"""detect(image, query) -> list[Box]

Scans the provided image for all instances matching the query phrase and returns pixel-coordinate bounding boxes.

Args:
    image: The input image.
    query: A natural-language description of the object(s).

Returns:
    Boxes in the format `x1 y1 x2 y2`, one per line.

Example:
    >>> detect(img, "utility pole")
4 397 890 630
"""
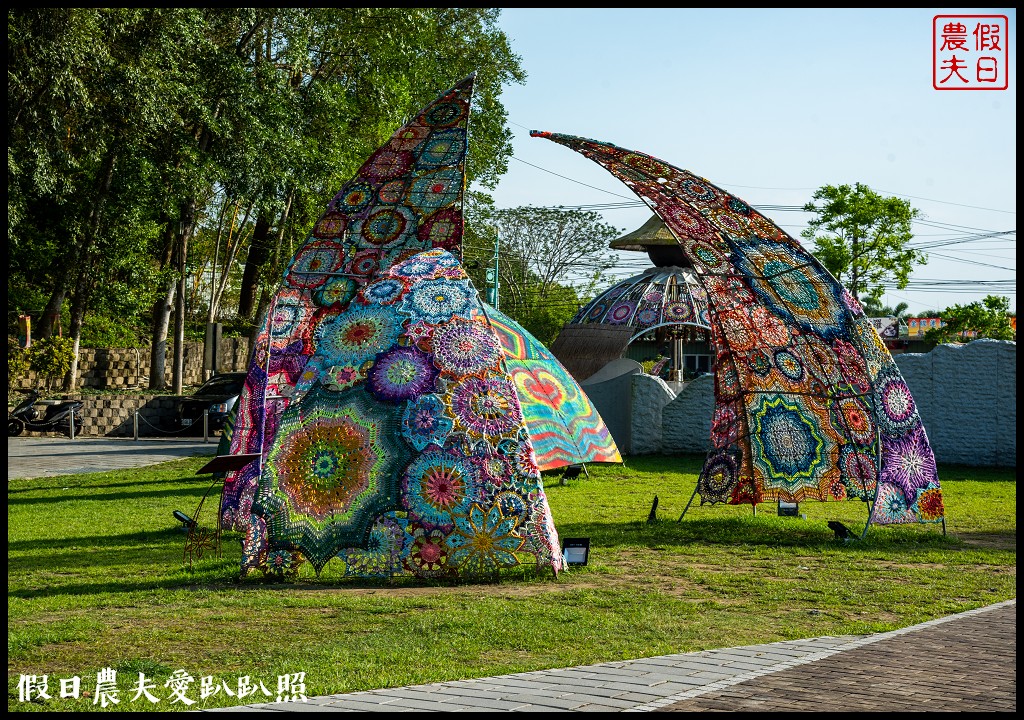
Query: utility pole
485 234 500 310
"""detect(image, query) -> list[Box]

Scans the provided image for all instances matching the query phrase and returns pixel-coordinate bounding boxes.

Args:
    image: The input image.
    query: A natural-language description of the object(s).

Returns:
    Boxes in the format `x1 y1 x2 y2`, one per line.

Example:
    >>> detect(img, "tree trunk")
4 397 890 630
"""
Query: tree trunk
148 218 177 389
209 200 254 323
271 190 295 281
37 284 67 339
206 198 232 326
149 279 175 390
238 214 273 319
172 201 197 394
173 270 186 394
63 148 117 391
64 286 88 393
248 288 271 360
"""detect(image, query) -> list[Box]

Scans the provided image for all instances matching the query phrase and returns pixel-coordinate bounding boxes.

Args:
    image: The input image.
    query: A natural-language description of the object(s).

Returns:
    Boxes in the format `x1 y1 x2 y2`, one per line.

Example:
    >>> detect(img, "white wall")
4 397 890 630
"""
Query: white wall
623 339 1016 468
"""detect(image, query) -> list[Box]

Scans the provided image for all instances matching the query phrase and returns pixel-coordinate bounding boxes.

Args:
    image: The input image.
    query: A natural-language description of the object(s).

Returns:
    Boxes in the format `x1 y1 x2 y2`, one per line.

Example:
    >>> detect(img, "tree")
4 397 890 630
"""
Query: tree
860 297 910 319
486 206 621 339
801 183 927 302
8 9 205 390
8 8 526 391
924 295 1016 343
511 283 590 346
7 338 31 389
28 336 76 391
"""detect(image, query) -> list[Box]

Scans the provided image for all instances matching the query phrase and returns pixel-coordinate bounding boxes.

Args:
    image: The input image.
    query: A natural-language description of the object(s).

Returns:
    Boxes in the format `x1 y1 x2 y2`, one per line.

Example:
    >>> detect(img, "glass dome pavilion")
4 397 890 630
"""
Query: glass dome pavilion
553 214 715 382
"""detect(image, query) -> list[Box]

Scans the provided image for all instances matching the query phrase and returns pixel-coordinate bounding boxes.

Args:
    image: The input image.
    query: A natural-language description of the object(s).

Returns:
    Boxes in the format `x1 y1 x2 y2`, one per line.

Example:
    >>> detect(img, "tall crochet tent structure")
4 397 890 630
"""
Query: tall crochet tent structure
216 76 620 580
533 131 944 530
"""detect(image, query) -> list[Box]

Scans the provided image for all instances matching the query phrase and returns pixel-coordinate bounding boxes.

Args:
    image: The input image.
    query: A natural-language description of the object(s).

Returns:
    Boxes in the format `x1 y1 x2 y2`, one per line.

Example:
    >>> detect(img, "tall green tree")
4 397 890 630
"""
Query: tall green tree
487 206 621 339
924 295 1016 342
801 182 927 303
9 9 208 389
8 8 526 391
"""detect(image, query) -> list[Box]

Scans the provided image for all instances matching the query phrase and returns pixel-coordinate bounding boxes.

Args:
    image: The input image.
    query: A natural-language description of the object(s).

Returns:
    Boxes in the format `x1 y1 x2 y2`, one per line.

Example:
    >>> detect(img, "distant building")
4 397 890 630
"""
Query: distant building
868 316 909 354
907 317 946 338
549 215 713 385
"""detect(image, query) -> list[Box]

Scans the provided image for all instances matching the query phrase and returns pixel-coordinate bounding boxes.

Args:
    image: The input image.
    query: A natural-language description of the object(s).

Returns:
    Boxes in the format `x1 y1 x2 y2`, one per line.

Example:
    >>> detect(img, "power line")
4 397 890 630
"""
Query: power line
874 189 1017 215
509 156 637 201
503 137 1017 216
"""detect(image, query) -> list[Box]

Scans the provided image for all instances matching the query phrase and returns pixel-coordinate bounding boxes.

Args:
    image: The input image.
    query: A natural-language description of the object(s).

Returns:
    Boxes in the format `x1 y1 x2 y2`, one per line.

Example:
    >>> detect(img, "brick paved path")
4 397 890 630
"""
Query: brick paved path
207 601 1014 712
655 602 1016 712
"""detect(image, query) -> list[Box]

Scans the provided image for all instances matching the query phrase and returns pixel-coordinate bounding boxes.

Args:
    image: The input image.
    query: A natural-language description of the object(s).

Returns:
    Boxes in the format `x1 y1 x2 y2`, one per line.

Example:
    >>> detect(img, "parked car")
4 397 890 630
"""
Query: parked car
174 372 247 434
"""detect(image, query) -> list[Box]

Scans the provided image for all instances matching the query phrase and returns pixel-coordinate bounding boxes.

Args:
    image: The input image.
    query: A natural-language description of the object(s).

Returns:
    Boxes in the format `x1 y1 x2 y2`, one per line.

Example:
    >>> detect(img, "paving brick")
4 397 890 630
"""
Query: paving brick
656 603 1016 712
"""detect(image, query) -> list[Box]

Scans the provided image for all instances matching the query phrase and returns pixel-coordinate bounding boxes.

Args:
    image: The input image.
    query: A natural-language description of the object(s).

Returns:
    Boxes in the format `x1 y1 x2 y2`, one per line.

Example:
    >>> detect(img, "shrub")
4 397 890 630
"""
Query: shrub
7 336 30 388
79 313 149 348
29 335 76 390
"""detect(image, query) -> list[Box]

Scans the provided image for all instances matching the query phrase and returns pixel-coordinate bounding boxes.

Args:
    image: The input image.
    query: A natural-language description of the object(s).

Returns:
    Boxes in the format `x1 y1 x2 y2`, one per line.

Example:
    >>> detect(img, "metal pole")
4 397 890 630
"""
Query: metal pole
677 486 700 522
69 411 75 440
134 411 139 440
203 410 209 443
492 233 500 311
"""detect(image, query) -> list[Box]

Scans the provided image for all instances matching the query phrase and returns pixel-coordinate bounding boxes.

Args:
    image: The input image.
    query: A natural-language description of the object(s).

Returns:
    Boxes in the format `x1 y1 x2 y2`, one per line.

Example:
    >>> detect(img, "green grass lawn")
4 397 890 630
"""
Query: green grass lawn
8 454 1016 712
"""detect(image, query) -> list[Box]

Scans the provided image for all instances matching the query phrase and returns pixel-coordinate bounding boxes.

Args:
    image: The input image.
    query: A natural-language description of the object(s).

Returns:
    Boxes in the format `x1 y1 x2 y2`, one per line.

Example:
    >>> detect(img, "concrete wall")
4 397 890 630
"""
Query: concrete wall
661 375 715 454
630 374 676 455
14 338 251 391
581 360 641 454
10 393 211 438
605 339 1016 468
85 394 189 437
893 339 1016 467
10 338 251 438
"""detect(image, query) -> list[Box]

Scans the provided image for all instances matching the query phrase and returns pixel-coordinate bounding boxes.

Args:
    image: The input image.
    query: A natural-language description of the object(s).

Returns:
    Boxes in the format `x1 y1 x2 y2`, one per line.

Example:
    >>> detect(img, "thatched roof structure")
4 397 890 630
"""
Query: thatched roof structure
609 214 680 250
610 214 690 268
548 324 634 383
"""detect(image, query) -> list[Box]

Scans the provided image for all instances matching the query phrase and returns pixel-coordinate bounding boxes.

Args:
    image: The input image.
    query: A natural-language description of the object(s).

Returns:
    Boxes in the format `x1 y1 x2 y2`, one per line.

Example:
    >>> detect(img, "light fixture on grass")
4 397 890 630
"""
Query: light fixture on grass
777 500 800 517
173 509 197 529
559 464 583 486
561 537 590 566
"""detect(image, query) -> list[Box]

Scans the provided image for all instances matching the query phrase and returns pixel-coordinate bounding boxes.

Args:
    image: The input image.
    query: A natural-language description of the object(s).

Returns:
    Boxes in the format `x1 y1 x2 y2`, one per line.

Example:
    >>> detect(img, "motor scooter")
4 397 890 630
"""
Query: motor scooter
8 389 84 437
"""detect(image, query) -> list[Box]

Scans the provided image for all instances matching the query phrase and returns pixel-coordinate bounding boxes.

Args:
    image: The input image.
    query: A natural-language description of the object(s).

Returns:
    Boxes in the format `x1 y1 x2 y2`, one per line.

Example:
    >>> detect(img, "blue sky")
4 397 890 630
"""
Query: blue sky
485 8 1016 314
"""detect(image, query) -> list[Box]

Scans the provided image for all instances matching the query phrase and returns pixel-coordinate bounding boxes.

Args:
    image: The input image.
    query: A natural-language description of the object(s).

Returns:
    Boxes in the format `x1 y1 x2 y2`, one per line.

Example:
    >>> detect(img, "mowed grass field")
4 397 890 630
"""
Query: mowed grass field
8 453 1016 712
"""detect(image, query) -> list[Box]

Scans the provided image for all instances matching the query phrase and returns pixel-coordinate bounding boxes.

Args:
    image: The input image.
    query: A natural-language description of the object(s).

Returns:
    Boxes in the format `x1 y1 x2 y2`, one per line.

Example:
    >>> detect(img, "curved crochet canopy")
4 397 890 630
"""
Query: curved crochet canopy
533 130 944 531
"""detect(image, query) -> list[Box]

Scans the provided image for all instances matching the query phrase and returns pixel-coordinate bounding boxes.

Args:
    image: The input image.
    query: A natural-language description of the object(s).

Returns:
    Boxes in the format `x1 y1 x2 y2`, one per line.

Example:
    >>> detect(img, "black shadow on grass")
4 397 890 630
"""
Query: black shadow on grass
9 560 554 598
7 535 220 575
9 527 200 552
7 485 212 506
556 516 958 553
9 575 238 599
7 475 212 495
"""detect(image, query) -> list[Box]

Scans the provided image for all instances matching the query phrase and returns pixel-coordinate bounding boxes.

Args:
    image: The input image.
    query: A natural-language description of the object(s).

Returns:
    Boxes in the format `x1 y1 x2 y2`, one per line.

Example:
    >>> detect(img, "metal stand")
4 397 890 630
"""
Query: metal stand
182 453 261 570
678 488 757 522
183 477 223 570
677 486 699 522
